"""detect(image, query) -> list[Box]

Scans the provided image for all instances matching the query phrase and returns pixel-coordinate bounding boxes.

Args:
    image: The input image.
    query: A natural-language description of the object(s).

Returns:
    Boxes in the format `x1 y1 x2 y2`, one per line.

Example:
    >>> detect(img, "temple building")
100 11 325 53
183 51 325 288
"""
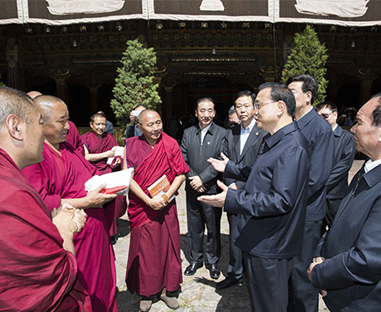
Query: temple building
1 0 381 128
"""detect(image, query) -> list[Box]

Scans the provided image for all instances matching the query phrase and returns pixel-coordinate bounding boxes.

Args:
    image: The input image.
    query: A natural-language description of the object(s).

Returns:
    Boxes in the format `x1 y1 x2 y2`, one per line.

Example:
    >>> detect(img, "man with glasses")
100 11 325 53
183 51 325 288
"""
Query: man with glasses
198 83 310 311
217 90 267 290
288 75 334 312
316 101 356 235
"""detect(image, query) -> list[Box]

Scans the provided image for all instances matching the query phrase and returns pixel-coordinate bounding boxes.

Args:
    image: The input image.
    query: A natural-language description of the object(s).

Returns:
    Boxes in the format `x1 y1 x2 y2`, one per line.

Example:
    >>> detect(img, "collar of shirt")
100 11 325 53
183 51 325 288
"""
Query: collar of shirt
199 122 212 144
332 124 338 132
295 107 317 130
364 158 381 173
265 121 300 151
240 118 256 135
297 106 314 121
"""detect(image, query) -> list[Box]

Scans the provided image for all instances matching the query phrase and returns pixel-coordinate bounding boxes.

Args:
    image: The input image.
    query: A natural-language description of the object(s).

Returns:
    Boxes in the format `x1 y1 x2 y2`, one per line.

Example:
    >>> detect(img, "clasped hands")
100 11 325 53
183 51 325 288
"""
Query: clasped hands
52 203 87 234
146 193 169 211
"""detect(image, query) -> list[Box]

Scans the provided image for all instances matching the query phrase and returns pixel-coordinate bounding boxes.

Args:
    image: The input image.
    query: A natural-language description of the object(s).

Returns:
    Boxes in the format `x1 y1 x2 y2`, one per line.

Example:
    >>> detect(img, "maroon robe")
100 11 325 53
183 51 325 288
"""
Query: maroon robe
125 132 189 296
67 121 82 149
22 143 118 312
0 148 92 312
79 131 120 236
79 132 119 174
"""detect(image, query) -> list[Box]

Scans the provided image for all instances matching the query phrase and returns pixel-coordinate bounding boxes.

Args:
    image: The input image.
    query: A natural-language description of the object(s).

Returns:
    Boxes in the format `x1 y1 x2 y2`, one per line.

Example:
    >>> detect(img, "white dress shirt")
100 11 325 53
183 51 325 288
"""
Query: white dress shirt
240 118 256 155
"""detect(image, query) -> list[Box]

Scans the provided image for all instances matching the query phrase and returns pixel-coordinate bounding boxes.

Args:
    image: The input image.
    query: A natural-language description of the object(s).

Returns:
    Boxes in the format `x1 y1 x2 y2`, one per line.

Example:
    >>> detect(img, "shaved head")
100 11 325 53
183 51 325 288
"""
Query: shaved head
137 109 160 124
0 87 35 128
34 95 66 123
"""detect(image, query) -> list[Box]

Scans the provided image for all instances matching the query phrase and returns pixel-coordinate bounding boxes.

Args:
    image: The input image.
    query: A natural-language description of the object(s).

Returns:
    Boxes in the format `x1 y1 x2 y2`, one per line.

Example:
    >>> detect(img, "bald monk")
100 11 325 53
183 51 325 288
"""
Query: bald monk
22 95 119 312
79 113 121 240
123 109 189 311
27 90 81 148
0 87 91 311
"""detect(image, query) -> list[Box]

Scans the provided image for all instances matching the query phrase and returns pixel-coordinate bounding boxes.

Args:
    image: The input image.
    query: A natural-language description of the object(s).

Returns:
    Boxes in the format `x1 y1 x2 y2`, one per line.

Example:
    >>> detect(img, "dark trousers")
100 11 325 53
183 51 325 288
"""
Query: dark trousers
186 192 222 265
321 198 342 235
244 252 293 312
288 220 322 312
226 213 244 280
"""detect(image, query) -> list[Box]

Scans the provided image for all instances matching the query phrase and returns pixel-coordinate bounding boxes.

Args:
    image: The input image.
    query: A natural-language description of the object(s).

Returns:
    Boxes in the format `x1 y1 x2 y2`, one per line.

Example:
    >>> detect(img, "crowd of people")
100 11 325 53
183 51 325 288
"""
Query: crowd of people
1 73 381 312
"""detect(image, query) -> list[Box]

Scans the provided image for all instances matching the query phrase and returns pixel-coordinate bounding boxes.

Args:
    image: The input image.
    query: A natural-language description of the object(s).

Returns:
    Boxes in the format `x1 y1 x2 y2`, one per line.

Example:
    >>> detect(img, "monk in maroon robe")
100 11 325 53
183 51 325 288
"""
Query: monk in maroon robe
79 113 120 174
79 113 121 238
0 87 91 312
22 95 118 312
123 110 189 312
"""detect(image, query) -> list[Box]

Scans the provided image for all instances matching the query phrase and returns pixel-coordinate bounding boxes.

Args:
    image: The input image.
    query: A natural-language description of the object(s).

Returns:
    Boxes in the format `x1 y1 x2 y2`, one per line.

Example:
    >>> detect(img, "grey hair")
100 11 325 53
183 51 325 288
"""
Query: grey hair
0 87 34 128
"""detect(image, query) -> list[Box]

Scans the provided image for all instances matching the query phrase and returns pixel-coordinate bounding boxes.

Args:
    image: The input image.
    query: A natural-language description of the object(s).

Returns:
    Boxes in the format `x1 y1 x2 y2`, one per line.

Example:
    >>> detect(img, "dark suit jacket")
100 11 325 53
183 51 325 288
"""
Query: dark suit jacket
311 164 381 311
224 122 310 259
326 125 356 199
125 124 142 138
296 108 334 221
223 123 267 190
180 122 226 195
105 120 114 135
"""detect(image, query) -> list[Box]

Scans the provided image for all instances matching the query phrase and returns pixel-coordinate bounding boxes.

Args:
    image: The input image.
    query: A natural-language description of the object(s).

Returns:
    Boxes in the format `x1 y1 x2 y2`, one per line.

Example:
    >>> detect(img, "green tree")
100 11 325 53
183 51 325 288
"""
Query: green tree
111 39 162 129
281 25 329 105
0 74 5 87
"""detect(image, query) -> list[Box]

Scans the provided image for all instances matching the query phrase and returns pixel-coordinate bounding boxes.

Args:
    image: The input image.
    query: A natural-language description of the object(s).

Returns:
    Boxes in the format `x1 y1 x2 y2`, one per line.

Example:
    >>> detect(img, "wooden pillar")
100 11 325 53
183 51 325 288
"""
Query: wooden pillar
89 86 98 114
6 26 23 89
358 74 375 106
164 86 173 130
52 69 70 102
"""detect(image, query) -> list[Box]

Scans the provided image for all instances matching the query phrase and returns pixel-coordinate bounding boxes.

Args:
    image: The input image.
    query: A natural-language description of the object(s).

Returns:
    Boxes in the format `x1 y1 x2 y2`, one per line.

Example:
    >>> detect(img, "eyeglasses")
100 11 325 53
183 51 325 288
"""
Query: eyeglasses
319 112 334 119
253 100 277 110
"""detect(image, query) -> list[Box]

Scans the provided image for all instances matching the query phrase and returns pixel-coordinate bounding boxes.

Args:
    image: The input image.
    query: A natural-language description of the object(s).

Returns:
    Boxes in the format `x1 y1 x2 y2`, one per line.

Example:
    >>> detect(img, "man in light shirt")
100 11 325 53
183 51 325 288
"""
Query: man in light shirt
308 93 381 312
217 90 268 289
181 97 226 279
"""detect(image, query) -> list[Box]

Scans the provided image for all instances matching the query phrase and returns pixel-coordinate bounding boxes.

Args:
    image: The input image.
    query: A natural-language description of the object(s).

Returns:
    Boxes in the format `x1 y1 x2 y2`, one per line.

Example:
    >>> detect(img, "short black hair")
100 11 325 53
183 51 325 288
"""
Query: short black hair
233 90 256 106
371 93 381 127
315 101 337 113
258 82 296 117
90 113 106 123
195 97 215 111
287 74 319 105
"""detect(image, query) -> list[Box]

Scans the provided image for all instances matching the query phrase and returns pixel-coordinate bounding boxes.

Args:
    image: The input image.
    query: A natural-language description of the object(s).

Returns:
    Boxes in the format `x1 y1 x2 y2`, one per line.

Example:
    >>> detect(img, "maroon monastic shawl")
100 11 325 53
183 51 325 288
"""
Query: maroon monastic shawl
79 132 119 174
126 132 189 228
0 149 92 312
79 131 120 236
125 132 189 296
22 143 118 312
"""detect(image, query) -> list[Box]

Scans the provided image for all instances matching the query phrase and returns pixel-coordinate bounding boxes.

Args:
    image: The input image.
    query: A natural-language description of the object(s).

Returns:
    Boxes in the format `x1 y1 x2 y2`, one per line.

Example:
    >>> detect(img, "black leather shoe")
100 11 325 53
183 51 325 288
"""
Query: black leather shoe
206 264 220 280
184 262 203 276
216 277 243 289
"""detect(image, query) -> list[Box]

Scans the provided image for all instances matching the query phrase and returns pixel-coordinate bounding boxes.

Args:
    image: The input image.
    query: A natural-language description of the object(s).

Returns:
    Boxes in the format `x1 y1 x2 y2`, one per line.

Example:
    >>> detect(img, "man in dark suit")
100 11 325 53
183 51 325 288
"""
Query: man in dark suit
180 97 227 279
316 101 356 234
125 104 146 138
217 90 267 290
288 75 334 312
198 83 310 311
308 93 381 311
